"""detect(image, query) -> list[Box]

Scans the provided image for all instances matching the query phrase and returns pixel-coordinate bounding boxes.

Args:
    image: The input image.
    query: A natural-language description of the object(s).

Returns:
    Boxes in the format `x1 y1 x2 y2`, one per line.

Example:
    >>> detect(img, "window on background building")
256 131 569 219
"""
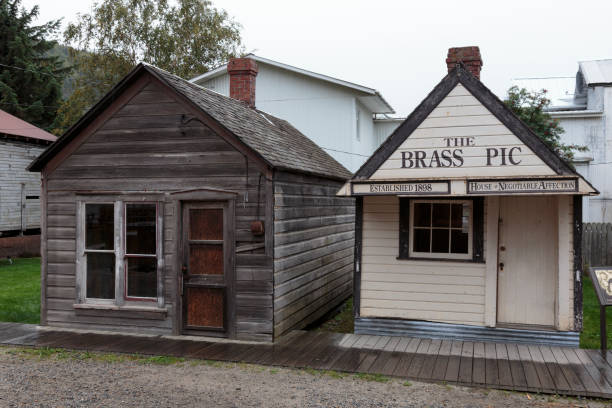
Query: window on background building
409 200 473 260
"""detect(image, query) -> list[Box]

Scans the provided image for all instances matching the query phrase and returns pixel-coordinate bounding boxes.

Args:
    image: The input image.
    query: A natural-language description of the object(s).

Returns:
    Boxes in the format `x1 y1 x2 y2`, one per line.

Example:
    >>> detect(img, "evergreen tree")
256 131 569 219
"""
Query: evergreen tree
505 86 587 162
0 0 66 131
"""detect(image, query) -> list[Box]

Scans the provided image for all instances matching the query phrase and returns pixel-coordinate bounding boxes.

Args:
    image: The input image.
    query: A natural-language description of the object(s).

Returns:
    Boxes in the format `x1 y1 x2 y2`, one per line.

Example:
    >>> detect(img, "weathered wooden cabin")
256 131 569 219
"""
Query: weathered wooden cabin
29 61 354 342
0 108 56 236
338 47 598 346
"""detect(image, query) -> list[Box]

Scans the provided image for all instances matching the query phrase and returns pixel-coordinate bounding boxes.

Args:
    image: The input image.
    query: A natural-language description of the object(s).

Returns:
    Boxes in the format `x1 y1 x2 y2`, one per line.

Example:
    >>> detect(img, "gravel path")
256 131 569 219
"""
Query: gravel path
0 346 606 407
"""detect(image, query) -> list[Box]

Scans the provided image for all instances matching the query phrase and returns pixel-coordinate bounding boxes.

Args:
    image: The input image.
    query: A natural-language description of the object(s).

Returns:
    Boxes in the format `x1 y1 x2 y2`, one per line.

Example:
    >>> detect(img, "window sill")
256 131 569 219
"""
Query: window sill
73 303 168 320
396 256 485 264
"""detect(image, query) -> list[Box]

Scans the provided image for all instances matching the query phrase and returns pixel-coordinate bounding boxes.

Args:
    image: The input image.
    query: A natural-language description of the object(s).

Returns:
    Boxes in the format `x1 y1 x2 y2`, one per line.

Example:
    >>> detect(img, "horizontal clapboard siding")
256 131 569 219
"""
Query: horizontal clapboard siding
44 79 273 341
360 195 486 326
0 140 46 232
370 84 556 180
273 172 354 337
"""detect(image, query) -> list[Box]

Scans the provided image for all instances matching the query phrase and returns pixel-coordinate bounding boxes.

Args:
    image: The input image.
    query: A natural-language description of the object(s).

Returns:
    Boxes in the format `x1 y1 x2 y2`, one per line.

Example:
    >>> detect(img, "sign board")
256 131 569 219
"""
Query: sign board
351 181 450 196
467 178 578 195
589 267 612 306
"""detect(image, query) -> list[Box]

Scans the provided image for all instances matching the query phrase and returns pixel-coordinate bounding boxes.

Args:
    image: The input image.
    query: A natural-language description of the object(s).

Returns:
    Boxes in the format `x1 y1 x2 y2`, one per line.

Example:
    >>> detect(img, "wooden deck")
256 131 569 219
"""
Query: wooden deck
1 323 611 399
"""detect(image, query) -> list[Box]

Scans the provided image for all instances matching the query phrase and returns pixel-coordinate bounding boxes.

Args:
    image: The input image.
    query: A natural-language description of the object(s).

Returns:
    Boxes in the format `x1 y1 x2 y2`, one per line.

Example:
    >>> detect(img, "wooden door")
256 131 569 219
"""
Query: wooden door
497 196 557 327
181 202 233 336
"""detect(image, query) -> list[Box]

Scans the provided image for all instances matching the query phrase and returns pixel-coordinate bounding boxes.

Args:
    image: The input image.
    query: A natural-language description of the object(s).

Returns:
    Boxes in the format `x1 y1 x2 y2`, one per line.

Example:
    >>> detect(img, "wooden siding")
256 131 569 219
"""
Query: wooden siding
43 77 274 341
360 195 487 326
273 172 354 337
0 140 46 232
370 84 557 180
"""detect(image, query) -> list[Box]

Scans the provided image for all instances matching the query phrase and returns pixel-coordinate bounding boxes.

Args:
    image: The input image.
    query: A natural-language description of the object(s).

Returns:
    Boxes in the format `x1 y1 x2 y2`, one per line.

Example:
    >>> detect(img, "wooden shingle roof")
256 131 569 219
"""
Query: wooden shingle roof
29 63 352 180
147 64 352 180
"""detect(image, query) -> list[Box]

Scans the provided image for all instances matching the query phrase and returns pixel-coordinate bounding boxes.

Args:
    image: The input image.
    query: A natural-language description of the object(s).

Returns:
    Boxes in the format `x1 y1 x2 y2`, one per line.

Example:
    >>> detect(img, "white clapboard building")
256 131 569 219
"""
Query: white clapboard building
339 47 597 346
513 59 612 222
0 109 56 235
190 54 402 172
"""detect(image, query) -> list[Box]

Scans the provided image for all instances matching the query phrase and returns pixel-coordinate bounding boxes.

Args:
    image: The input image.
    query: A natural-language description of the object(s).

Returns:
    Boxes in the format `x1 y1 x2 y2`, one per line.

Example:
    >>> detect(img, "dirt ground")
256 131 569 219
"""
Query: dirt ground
0 347 607 408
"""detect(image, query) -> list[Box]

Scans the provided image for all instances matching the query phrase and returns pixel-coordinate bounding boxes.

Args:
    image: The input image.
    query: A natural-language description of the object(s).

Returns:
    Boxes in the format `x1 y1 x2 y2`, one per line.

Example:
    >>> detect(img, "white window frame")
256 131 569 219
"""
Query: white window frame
75 198 164 309
409 199 473 260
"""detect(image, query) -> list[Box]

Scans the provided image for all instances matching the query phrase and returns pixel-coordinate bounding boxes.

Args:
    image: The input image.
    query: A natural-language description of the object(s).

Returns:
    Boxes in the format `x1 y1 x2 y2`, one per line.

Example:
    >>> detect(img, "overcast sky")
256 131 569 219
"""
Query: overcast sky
23 0 612 117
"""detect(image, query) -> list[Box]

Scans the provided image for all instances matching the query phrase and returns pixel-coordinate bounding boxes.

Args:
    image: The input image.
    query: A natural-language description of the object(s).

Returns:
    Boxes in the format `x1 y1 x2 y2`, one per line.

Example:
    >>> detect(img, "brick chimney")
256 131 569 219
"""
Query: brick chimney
446 46 483 79
227 58 258 108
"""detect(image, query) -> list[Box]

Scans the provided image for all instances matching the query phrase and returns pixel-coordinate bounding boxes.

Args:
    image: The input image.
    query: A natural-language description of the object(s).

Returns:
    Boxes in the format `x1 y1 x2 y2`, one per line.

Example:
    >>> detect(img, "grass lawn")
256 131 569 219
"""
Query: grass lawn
0 257 40 324
580 273 612 349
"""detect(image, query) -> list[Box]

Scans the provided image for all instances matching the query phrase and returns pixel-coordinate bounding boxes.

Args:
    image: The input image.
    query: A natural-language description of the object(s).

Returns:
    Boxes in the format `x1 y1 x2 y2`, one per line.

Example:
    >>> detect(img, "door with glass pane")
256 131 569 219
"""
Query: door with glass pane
181 202 231 335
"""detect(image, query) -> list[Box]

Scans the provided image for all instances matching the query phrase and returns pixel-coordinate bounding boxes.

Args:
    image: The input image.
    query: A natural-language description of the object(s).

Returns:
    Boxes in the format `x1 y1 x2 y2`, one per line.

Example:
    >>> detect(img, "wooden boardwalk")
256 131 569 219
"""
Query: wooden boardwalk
1 322 611 399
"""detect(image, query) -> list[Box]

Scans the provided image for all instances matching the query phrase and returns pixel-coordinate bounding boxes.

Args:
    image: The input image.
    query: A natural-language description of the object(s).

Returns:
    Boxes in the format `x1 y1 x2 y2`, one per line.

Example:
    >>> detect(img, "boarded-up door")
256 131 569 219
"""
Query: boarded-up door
182 202 233 336
497 196 557 327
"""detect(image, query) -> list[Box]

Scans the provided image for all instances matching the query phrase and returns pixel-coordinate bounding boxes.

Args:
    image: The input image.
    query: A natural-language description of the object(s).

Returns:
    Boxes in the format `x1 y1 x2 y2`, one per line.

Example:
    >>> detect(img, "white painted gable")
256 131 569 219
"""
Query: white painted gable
370 84 556 180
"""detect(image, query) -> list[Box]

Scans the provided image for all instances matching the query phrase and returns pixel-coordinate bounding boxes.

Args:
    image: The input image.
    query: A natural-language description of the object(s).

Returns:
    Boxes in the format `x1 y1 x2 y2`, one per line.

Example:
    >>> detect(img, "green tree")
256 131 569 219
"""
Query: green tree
56 0 242 133
505 86 587 162
0 0 66 131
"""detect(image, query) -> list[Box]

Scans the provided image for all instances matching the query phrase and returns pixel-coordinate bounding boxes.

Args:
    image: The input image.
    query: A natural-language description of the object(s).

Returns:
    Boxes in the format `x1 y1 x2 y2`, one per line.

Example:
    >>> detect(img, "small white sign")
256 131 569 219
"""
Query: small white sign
467 178 577 194
352 181 450 195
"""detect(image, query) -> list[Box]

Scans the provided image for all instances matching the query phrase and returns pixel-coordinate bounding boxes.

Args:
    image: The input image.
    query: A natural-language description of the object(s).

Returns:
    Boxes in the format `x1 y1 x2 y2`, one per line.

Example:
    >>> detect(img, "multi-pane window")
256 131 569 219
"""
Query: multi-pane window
125 203 157 299
81 201 160 305
409 200 472 259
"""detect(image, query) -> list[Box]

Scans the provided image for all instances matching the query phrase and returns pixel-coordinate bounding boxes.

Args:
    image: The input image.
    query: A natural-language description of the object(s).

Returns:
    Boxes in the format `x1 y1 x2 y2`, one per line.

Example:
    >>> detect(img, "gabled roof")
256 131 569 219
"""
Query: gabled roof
0 109 56 143
190 54 395 114
29 63 352 180
579 59 612 86
354 64 586 182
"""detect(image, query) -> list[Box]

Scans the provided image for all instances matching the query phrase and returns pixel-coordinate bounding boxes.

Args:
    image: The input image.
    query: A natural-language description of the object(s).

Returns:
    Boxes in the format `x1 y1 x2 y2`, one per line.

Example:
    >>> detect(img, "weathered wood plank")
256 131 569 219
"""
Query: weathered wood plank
444 340 463 383
431 339 452 382
484 342 499 386
506 343 527 389
495 343 513 388
458 341 474 384
538 346 571 392
516 344 541 391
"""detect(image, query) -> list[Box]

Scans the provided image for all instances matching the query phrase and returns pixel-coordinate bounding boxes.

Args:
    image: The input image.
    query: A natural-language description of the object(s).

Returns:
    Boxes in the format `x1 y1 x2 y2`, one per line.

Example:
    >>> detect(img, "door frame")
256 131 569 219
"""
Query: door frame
173 193 236 338
495 196 558 329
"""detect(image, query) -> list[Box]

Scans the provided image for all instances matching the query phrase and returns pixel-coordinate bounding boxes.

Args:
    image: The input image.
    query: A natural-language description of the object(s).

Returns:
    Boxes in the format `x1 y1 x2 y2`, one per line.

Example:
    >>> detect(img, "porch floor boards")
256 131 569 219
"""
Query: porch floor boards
1 323 611 399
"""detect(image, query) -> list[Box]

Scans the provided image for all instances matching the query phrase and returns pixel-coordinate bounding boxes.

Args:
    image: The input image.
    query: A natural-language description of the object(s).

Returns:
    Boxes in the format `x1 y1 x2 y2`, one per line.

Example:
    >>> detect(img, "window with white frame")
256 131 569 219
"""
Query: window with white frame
409 200 473 260
78 200 162 306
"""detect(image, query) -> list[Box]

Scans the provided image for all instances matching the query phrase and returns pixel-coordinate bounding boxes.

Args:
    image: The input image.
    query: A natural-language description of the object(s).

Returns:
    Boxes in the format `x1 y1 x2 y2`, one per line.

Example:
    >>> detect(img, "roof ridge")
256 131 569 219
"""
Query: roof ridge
354 64 579 180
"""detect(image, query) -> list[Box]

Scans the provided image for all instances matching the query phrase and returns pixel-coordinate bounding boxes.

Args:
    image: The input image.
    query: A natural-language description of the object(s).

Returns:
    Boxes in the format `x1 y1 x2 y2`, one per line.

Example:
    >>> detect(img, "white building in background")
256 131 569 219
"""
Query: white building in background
190 54 402 172
513 59 612 222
